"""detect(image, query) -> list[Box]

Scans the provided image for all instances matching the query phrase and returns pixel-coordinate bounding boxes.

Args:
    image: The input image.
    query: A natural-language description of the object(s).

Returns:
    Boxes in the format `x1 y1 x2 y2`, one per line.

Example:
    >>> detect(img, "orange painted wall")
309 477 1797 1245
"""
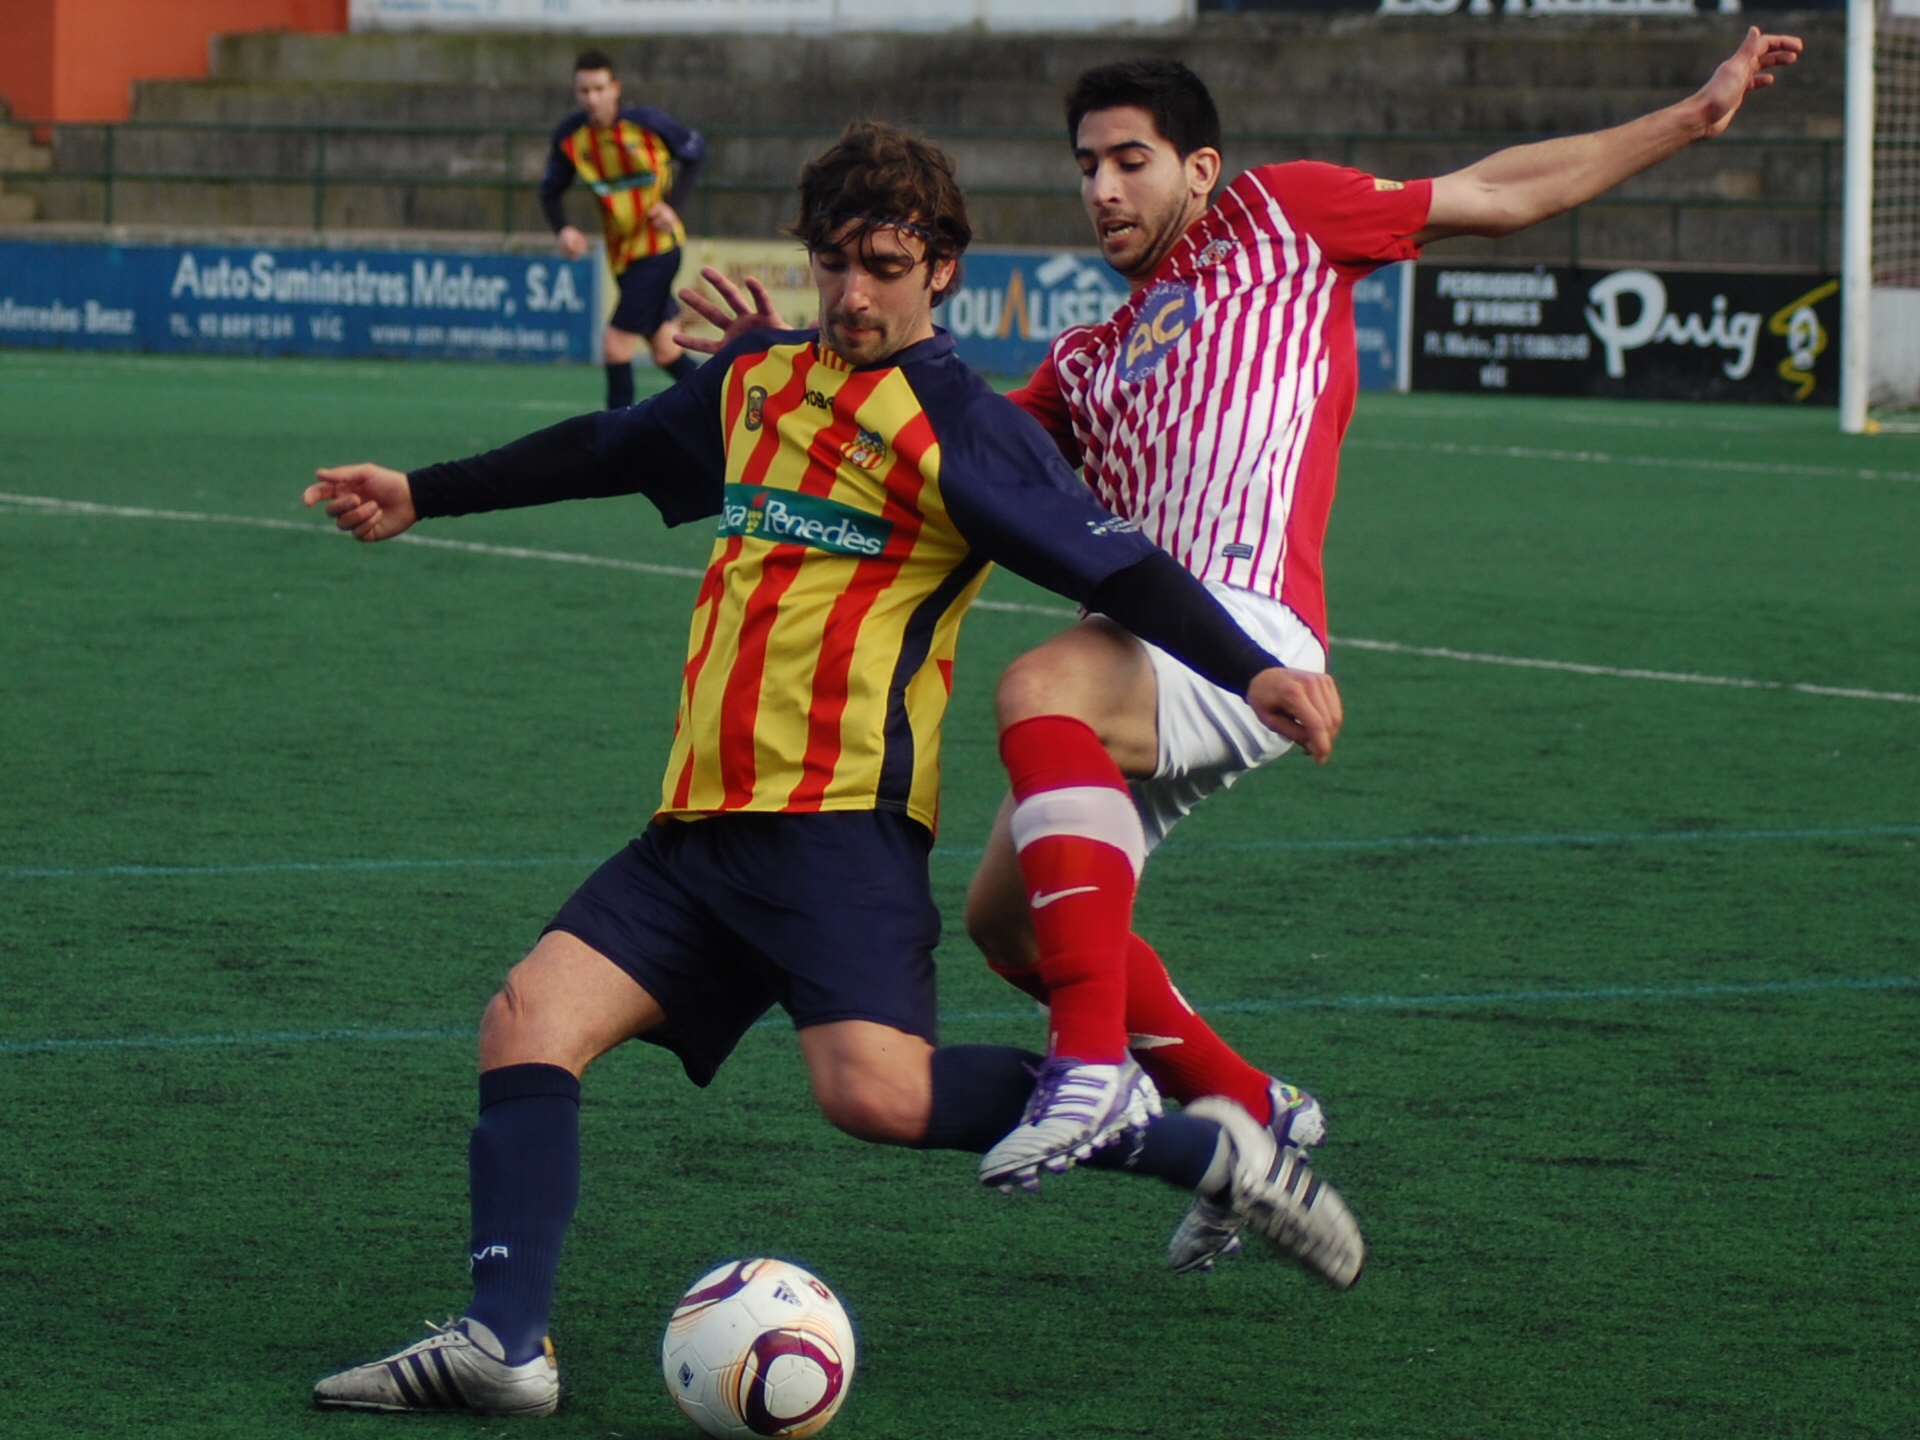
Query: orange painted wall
0 0 346 123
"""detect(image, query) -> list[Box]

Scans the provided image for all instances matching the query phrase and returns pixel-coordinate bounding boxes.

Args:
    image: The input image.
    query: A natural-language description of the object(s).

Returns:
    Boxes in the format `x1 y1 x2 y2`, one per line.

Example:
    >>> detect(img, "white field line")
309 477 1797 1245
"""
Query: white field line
1336 637 1920 705
1345 438 1920 484
7 489 1917 703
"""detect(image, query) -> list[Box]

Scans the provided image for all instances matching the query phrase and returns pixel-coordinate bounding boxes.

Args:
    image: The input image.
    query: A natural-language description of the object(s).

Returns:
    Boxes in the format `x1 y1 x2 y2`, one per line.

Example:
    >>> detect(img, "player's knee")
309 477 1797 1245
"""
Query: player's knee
815 1081 926 1147
994 647 1075 728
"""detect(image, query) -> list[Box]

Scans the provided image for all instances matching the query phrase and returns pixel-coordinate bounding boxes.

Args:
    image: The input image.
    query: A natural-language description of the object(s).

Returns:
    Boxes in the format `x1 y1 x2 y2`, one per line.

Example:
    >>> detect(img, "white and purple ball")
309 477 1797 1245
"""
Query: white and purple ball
661 1258 856 1439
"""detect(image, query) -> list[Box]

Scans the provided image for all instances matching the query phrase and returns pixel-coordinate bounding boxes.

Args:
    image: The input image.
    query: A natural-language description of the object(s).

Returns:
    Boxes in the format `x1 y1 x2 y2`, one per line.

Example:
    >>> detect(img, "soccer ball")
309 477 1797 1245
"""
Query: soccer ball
661 1258 856 1439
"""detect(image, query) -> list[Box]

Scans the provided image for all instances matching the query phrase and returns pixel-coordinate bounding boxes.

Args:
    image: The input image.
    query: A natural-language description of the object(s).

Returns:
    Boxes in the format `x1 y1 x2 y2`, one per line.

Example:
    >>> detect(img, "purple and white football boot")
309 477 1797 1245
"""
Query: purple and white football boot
1168 1078 1328 1276
978 1056 1162 1194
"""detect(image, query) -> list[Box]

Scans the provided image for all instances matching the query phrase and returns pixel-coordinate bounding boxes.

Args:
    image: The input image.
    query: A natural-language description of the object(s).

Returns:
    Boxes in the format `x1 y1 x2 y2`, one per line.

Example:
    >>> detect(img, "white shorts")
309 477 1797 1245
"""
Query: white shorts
1127 583 1327 852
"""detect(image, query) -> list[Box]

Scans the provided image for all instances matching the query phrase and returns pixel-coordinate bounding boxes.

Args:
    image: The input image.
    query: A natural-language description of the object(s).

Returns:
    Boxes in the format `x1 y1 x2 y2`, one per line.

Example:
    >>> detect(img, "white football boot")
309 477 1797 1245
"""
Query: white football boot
978 1056 1162 1193
1175 1096 1363 1289
312 1317 559 1415
1169 1079 1327 1275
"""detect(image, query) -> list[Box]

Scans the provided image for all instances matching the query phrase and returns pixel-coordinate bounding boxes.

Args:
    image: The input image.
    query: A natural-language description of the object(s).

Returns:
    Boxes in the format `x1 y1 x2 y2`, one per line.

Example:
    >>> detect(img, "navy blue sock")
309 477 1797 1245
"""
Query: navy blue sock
1084 1110 1223 1191
664 354 700 384
915 1044 1044 1153
605 362 635 409
466 1063 581 1364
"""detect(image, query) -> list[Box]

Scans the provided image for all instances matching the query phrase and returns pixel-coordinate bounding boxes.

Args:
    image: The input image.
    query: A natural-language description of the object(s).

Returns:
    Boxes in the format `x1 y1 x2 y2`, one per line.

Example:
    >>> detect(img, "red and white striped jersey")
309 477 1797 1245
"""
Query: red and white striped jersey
1012 162 1430 646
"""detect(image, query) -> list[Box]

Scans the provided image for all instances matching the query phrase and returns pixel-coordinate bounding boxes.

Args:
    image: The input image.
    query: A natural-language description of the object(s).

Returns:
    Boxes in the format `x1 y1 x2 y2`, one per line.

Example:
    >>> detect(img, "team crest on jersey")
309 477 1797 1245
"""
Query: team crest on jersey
1196 237 1238 268
1119 281 1196 383
744 385 768 431
840 427 888 470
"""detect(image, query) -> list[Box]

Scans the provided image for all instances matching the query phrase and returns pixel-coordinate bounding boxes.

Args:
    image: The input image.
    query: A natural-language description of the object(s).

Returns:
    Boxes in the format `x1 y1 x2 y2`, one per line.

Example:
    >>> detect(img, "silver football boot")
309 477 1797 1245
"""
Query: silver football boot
312 1317 559 1415
1173 1093 1362 1289
1169 1079 1326 1275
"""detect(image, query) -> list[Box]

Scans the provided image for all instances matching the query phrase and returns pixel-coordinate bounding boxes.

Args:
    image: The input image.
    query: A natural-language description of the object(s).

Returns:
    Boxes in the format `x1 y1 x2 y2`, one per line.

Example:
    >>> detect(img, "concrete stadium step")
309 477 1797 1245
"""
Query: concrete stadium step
5 9 1845 262
200 15 1841 99
125 75 1746 138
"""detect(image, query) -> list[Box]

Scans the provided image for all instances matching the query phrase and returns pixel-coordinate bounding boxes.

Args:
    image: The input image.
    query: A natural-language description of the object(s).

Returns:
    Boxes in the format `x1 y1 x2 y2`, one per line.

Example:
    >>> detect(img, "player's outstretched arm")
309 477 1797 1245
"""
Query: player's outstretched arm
1416 26 1802 243
304 463 417 543
1246 667 1343 765
676 266 792 356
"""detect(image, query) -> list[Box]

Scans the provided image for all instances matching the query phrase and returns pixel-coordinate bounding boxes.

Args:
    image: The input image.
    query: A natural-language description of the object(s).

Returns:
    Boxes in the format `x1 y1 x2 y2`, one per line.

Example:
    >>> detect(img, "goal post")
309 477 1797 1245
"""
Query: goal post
1843 0 1920 431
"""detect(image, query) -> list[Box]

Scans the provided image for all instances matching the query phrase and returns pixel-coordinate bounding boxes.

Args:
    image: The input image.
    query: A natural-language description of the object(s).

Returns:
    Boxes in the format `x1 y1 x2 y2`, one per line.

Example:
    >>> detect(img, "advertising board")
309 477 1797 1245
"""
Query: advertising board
1412 264 1842 404
0 238 599 363
932 248 1411 387
938 249 1129 379
350 0 1193 32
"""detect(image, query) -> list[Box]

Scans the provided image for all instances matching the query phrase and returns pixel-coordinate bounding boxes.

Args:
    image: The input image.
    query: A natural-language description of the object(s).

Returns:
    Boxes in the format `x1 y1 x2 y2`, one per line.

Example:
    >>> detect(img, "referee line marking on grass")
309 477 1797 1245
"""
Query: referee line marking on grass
6 975 1913 1057
8 490 1917 700
7 823 1916 881
1345 438 1920 484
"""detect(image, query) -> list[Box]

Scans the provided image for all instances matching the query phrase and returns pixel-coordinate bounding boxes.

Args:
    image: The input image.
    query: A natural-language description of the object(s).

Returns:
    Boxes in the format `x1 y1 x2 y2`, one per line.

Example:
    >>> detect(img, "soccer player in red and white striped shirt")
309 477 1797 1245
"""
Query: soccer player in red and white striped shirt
968 34 1801 1250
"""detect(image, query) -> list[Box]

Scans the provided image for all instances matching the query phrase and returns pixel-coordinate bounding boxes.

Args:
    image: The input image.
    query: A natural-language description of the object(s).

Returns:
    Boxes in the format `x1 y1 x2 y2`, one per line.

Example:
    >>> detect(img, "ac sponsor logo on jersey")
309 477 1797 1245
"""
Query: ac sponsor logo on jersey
840 427 888 471
719 483 893 557
1196 237 1238 268
802 387 832 410
744 385 768 431
1119 281 1196 382
1220 541 1255 560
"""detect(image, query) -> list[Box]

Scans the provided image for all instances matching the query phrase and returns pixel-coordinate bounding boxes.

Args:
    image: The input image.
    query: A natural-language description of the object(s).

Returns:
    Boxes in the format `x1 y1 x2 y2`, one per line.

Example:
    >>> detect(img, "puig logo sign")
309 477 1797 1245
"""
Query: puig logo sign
1583 270 1761 380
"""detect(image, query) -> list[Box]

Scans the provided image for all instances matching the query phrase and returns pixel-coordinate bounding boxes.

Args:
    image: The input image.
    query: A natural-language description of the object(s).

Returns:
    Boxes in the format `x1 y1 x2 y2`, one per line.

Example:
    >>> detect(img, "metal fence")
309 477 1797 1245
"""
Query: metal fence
0 118 1846 270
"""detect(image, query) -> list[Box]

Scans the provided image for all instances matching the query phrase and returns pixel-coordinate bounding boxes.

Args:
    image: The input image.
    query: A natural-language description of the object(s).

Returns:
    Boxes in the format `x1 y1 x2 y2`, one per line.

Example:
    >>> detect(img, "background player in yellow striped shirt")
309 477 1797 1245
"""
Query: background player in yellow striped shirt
303 122 1359 1418
541 49 705 408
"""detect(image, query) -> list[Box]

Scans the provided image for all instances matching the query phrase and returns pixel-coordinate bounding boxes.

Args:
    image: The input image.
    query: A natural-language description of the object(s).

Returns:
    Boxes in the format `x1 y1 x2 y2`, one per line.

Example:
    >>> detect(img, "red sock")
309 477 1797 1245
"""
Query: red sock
1123 935 1274 1123
999 715 1142 1064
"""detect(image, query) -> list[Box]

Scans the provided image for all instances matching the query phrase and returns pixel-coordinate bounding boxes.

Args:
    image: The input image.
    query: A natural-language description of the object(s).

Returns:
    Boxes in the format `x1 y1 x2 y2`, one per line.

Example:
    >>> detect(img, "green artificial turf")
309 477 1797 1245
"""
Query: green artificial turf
1 350 1916 1438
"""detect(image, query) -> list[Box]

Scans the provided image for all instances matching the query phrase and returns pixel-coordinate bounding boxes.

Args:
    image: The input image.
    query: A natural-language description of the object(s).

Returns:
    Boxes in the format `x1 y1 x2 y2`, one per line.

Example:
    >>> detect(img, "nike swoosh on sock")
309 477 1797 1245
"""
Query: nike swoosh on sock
1030 885 1100 909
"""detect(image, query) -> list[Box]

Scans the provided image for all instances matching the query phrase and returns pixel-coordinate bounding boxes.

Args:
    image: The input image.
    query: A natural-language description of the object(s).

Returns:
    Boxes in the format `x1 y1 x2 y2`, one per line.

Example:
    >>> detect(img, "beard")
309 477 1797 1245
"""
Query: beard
823 311 894 365
1099 198 1195 281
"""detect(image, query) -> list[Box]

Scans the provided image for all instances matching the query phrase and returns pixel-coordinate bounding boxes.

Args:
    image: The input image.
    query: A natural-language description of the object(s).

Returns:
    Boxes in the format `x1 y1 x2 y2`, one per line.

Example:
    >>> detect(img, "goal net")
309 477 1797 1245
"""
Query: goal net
1846 0 1920 428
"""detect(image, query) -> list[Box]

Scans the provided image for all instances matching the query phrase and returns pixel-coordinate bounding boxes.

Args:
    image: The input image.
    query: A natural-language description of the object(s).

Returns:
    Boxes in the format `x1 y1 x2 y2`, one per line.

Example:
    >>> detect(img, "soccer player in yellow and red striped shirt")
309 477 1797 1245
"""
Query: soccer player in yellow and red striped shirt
303 123 1362 1417
541 49 706 407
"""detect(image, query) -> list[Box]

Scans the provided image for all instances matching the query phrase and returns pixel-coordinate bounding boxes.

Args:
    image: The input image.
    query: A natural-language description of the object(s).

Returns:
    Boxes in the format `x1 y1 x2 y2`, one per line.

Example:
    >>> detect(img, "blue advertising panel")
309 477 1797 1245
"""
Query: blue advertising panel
1353 261 1412 393
942 249 1129 380
0 239 598 362
943 246 1410 391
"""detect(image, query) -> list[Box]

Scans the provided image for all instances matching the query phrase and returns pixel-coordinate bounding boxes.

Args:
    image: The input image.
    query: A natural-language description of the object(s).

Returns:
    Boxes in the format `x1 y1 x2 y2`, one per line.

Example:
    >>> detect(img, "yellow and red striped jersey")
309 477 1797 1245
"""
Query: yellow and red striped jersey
632 331 1160 832
540 106 704 274
408 328 1174 833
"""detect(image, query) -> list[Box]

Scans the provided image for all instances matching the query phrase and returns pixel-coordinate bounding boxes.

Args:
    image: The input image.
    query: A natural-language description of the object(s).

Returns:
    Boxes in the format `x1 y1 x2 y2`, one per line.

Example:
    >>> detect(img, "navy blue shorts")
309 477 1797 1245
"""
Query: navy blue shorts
608 248 682 338
546 811 940 1087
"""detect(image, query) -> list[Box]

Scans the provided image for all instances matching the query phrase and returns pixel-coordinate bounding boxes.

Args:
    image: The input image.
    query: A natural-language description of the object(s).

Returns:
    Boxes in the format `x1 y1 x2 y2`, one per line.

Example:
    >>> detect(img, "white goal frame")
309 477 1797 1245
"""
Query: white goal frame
1843 0 1920 430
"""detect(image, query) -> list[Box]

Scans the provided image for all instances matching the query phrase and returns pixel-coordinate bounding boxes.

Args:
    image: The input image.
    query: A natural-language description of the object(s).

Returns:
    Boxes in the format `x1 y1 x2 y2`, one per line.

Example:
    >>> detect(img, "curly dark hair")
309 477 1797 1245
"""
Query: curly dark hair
790 121 971 303
1065 59 1222 159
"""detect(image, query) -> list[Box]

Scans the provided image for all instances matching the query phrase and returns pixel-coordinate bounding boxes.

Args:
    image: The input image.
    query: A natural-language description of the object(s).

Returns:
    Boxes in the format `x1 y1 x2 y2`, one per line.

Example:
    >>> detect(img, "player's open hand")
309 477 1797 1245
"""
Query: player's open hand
1246 667 1344 764
1696 27 1802 137
304 463 417 542
676 265 792 355
647 201 681 234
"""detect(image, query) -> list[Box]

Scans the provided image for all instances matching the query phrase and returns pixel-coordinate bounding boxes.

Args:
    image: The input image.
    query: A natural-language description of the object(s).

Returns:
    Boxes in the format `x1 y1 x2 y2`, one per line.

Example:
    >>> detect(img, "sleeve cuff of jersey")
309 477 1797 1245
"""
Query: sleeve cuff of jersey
1086 552 1283 696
